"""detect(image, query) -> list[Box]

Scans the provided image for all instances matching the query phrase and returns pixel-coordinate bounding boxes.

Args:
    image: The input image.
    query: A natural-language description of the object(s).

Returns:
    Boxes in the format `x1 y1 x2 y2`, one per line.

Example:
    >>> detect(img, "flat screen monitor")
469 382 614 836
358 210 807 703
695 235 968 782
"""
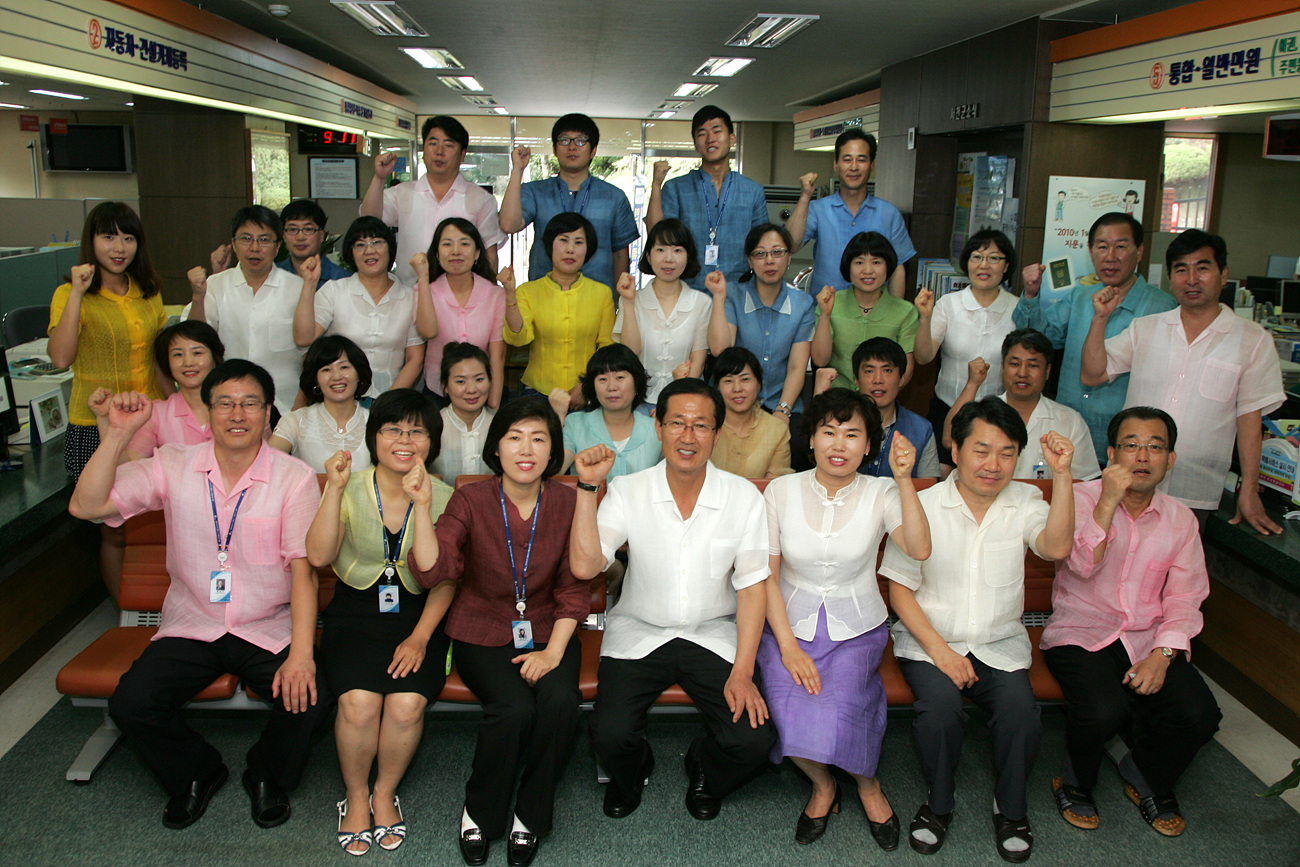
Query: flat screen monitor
1280 280 1300 317
1219 278 1240 306
1246 275 1281 306
1264 112 1300 161
41 124 134 173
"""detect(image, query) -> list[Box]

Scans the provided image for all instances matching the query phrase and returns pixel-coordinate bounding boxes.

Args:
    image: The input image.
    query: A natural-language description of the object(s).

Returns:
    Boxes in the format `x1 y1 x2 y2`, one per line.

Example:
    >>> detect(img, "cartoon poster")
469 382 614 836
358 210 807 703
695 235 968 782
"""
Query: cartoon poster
1039 177 1146 307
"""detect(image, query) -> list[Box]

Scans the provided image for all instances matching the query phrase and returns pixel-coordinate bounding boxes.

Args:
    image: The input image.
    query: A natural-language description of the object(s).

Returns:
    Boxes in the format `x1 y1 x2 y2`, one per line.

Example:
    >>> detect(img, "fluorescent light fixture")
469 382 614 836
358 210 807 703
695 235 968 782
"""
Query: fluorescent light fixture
460 94 499 108
0 80 9 86
490 106 508 115
399 47 462 69
125 102 134 106
654 111 676 119
330 1 427 37
30 88 87 99
1073 99 1300 124
673 82 717 98
655 101 692 112
692 57 754 77
0 102 29 109
725 13 819 49
439 75 484 92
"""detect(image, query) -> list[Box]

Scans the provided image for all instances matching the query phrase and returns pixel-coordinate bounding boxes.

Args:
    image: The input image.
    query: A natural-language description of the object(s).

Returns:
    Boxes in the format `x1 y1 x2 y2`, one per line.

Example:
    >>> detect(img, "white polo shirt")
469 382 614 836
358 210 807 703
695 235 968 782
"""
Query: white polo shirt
314 275 423 397
929 287 1019 406
380 174 506 286
999 393 1101 481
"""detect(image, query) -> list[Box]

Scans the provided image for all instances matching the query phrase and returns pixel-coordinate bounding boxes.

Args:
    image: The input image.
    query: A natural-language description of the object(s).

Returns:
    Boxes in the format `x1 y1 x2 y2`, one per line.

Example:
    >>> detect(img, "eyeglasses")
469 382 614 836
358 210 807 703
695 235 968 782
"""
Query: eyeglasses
378 425 430 442
283 226 320 236
211 399 266 413
968 253 1006 265
233 234 276 247
556 136 590 147
663 420 715 436
1114 442 1168 455
352 239 387 252
748 248 789 260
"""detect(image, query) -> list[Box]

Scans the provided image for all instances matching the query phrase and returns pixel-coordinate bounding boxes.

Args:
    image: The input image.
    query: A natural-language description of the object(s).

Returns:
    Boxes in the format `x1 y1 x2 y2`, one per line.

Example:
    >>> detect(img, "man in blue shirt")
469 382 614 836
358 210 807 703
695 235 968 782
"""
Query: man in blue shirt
646 105 768 292
1014 212 1177 460
209 199 351 285
786 129 916 299
500 113 639 292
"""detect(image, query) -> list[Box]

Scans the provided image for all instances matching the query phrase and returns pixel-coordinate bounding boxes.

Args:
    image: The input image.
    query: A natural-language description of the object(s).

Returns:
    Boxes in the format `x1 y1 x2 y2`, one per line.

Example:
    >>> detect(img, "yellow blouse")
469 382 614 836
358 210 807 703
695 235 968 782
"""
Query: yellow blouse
332 466 454 593
502 272 614 394
711 409 795 479
47 277 167 426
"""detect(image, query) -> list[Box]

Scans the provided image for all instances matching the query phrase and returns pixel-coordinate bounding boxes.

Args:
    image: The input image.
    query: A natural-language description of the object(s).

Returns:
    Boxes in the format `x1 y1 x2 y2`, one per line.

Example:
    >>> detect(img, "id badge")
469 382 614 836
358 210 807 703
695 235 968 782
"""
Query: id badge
210 570 232 603
512 620 534 650
378 584 400 614
704 244 719 265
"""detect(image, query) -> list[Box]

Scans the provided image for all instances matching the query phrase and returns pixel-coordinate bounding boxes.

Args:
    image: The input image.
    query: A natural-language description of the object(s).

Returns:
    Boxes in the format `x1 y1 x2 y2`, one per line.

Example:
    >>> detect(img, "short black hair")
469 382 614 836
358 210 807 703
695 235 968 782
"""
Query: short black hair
542 212 597 265
833 128 877 161
839 231 898 283
230 205 282 242
1108 406 1178 452
804 387 883 464
427 217 497 283
639 218 701 280
950 396 1027 454
853 337 908 377
201 359 275 408
421 115 469 151
739 223 794 283
1088 212 1144 248
552 113 600 149
691 104 733 136
154 320 224 380
300 334 372 406
1000 328 1053 362
1165 228 1228 272
279 199 328 228
365 389 442 470
440 341 491 388
655 377 725 429
341 216 397 272
482 397 565 479
959 229 1017 283
580 344 649 408
710 345 763 388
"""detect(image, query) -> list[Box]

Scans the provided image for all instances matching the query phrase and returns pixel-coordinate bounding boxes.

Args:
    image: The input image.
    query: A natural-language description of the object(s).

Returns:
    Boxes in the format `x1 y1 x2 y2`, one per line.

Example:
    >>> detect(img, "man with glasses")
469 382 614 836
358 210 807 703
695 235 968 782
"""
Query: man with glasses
69 359 332 831
569 377 775 821
1040 407 1221 839
208 200 350 285
500 114 639 293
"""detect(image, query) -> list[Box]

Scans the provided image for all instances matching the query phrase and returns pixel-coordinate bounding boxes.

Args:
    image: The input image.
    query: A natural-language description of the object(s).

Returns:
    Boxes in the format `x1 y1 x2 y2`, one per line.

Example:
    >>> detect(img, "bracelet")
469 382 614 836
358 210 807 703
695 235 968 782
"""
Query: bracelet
575 481 600 493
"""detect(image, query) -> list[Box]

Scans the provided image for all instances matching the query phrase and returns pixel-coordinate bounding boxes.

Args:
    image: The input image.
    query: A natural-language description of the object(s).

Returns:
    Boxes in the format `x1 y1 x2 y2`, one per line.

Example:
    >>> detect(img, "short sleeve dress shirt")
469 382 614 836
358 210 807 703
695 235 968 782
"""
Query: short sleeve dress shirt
614 285 711 403
661 169 768 291
272 402 372 474
725 282 817 412
520 175 640 291
562 410 661 480
502 273 615 394
1003 394 1101 481
421 273 505 394
432 406 494 481
820 290 920 390
804 193 917 294
929 288 1018 405
380 174 506 286
314 275 423 397
331 466 453 593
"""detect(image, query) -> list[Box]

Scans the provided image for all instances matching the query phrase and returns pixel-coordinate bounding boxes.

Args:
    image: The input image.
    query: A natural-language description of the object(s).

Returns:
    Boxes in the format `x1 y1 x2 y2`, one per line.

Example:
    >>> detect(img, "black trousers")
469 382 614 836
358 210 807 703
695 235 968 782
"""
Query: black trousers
590 638 775 802
453 638 582 840
108 634 334 797
1043 641 1221 796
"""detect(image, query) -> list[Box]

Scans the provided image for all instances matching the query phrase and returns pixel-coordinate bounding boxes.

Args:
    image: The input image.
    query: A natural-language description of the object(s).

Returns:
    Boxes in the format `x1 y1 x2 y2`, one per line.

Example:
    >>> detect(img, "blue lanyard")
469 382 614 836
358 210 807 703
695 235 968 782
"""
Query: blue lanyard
499 481 542 612
697 170 734 244
555 175 592 216
207 479 248 566
374 473 414 583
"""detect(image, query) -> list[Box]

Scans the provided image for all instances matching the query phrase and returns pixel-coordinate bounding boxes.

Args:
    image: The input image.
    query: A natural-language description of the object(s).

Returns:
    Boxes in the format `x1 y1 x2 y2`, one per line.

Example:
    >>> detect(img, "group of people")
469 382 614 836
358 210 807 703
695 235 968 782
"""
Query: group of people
44 100 1287 866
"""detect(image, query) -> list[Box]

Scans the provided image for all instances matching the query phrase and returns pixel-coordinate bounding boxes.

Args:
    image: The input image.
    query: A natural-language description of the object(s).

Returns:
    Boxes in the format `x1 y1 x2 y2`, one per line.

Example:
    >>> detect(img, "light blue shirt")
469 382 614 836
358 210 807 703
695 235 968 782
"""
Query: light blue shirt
521 175 639 292
725 281 817 413
1013 275 1177 459
562 410 661 479
661 169 768 291
804 192 916 294
276 255 350 284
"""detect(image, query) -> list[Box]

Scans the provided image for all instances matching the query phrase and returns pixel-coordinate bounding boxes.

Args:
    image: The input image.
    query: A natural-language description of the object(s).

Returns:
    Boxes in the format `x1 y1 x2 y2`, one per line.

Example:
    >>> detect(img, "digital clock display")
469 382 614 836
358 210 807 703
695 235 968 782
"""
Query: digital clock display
298 126 362 155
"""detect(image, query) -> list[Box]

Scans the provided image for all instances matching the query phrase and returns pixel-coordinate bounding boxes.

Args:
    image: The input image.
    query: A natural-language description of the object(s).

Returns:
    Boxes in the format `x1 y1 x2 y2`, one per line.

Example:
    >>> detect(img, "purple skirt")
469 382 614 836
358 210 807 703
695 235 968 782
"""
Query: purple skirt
756 607 889 777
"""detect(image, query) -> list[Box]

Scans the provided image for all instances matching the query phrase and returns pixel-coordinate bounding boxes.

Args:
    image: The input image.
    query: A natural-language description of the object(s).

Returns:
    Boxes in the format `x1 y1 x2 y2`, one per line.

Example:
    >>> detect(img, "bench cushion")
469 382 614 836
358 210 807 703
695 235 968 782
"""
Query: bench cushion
56 626 239 700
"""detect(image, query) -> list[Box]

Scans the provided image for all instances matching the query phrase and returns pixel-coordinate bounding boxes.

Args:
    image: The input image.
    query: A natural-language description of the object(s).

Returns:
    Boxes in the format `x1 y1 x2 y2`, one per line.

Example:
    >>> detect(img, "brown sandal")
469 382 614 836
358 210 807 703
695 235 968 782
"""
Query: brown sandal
1052 776 1099 830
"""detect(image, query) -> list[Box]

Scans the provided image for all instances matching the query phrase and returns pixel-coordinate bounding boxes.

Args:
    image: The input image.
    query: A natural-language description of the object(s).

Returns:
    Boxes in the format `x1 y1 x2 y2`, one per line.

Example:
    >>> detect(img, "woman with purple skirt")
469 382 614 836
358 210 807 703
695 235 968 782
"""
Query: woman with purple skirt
757 387 931 850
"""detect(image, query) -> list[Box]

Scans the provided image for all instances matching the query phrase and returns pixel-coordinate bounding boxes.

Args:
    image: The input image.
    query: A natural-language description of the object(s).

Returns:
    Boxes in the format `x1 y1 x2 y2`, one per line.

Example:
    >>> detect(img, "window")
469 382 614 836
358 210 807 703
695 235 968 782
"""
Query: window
1160 135 1217 232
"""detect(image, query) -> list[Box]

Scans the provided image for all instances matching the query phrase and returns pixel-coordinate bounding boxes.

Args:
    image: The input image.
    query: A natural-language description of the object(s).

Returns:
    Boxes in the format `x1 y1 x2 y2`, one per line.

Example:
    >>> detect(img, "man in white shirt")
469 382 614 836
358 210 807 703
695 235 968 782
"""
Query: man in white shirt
187 206 305 418
881 397 1076 861
1081 229 1286 532
570 378 774 822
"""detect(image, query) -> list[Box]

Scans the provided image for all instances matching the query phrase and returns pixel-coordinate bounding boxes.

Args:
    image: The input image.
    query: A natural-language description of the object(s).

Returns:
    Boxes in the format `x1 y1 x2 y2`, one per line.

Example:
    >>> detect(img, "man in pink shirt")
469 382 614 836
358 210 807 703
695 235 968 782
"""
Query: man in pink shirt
1041 407 1221 839
69 359 331 831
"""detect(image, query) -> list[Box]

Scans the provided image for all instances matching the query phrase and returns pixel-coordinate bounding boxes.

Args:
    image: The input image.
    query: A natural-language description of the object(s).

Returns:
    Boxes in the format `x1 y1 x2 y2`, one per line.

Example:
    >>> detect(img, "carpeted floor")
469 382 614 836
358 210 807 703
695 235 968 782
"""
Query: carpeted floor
2 699 1297 866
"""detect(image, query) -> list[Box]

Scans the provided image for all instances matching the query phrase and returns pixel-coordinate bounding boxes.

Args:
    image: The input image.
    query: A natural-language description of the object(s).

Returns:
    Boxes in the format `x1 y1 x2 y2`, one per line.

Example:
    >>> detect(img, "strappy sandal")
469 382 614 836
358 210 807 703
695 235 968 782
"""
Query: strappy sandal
337 799 373 857
1125 783 1186 837
1052 776 1099 830
993 812 1034 864
908 804 953 855
372 794 407 851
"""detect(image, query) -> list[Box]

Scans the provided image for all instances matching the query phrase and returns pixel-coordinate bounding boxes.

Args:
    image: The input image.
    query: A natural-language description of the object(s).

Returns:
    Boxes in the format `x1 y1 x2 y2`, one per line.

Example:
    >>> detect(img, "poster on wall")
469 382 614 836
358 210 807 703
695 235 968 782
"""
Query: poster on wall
1039 176 1146 307
951 154 1018 261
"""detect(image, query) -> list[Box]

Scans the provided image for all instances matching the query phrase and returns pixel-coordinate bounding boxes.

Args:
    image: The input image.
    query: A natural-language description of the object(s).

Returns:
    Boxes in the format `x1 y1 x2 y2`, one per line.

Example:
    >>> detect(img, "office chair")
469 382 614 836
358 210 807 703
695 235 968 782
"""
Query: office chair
2 305 50 348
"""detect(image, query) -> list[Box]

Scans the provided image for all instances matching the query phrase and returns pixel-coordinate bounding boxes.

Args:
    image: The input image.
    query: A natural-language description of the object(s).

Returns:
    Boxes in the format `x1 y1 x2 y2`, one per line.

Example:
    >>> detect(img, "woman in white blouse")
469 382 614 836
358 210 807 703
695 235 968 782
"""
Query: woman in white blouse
293 216 425 400
270 335 373 473
431 341 495 482
757 388 930 850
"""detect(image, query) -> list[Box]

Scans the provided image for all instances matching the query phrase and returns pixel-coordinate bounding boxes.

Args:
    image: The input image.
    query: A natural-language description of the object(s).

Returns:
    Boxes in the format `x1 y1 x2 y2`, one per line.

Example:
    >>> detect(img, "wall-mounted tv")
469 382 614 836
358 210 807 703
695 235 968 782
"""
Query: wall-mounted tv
41 124 134 173
1263 112 1300 162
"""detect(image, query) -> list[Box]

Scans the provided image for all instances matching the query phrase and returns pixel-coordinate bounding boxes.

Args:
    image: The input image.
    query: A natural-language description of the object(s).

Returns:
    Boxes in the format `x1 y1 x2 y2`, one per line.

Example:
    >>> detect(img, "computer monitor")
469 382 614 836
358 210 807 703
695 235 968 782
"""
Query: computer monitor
1246 275 1282 306
1219 279 1240 307
1280 280 1300 319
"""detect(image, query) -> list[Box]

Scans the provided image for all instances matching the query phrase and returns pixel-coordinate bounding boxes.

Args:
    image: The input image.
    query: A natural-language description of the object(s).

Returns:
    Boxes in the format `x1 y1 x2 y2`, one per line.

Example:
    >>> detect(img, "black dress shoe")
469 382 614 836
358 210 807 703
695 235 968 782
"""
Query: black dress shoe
684 741 721 821
869 811 901 851
603 748 654 818
163 764 229 830
795 784 841 844
242 769 291 828
459 827 488 866
506 830 539 866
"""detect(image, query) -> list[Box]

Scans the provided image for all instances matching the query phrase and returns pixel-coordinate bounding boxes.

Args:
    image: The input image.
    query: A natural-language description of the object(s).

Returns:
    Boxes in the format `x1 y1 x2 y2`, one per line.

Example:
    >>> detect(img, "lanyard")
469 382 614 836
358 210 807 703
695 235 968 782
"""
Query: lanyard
697 170 734 245
555 175 592 216
207 479 248 566
374 473 414 583
499 481 542 615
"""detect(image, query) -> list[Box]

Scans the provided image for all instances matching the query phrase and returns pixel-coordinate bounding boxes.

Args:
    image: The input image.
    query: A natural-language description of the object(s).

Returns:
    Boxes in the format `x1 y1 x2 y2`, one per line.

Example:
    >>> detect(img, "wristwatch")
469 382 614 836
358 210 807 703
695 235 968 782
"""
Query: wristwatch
575 481 600 493
1158 646 1175 660
774 401 792 417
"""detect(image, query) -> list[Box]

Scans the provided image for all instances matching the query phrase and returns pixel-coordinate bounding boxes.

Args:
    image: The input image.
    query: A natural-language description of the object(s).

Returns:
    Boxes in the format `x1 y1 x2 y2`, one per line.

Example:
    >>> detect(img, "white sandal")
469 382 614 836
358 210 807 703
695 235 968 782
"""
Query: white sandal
337 799 373 857
372 794 407 851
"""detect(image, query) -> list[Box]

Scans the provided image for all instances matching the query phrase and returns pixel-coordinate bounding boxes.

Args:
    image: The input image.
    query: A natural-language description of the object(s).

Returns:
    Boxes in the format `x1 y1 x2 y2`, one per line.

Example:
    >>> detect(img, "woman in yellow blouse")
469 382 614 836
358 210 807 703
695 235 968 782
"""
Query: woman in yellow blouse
502 212 614 412
710 346 794 479
47 201 168 598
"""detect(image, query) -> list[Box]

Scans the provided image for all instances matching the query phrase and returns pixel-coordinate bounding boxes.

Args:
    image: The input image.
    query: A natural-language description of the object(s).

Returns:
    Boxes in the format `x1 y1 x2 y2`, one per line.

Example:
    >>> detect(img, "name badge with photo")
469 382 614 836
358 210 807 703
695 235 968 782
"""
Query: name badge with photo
210 571 232 603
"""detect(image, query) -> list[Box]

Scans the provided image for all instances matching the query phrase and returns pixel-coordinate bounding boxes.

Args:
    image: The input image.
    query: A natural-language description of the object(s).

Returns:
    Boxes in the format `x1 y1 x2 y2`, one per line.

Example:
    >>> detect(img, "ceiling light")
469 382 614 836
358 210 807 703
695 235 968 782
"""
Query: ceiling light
692 57 754 77
399 47 462 69
0 102 29 109
490 107 508 115
0 81 9 86
673 82 717 98
30 88 88 99
125 102 134 106
725 14 819 49
461 94 498 107
439 75 484 92
330 1 427 37
655 101 692 112
654 111 676 119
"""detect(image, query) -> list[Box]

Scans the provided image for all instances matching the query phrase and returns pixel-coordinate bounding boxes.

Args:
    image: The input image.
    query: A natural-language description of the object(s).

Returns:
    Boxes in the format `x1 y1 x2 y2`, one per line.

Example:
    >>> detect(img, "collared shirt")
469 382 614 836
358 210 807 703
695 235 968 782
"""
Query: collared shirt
804 193 917 294
330 466 453 593
1013 275 1177 459
614 284 711 402
421 273 506 394
433 405 494 481
314 274 423 397
276 255 350 284
712 408 794 479
1104 305 1285 509
725 281 817 412
199 266 305 416
128 392 212 457
820 289 920 390
766 471 902 641
929 288 1018 405
597 462 770 663
380 174 506 286
562 409 661 480
271 402 371 474
881 474 1050 672
520 175 640 291
106 441 319 653
1041 480 1207 663
999 393 1101 481
48 278 168 426
660 169 768 291
502 273 615 394
861 406 941 479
